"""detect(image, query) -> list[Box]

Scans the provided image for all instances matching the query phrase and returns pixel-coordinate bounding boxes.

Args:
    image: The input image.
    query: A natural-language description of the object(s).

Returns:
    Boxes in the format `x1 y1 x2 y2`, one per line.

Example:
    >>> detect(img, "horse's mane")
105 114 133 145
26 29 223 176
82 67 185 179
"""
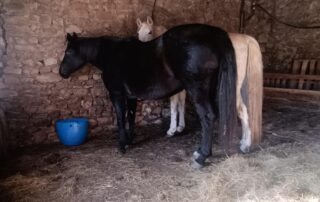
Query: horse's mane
102 36 139 43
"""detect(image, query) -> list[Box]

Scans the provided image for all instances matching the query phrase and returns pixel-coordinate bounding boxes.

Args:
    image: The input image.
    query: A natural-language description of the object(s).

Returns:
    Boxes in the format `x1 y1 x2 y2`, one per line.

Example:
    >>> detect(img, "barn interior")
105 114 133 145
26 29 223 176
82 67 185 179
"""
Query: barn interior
0 0 319 201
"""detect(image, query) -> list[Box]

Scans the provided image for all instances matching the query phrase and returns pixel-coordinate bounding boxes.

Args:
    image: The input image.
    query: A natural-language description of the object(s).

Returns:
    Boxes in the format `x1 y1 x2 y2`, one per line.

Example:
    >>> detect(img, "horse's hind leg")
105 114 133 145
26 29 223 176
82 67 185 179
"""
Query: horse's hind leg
127 98 137 144
186 84 215 168
238 96 252 153
167 94 179 137
234 44 251 153
177 90 186 133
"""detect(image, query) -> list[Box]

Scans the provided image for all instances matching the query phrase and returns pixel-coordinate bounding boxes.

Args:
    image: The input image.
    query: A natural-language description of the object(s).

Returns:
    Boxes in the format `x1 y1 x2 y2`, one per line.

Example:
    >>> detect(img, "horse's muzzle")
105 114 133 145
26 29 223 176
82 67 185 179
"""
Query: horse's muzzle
59 67 70 79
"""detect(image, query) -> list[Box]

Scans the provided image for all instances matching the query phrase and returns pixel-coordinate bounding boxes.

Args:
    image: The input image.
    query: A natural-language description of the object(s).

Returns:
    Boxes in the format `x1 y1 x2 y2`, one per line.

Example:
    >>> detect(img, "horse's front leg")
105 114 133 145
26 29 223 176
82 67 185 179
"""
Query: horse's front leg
167 94 179 137
110 93 129 153
127 98 137 144
177 90 186 133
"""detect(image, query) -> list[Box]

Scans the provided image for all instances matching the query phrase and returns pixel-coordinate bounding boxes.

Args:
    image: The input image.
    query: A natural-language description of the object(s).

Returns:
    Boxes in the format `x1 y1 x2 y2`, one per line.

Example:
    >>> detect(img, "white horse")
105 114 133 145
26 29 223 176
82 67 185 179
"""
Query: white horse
137 17 187 137
137 17 263 152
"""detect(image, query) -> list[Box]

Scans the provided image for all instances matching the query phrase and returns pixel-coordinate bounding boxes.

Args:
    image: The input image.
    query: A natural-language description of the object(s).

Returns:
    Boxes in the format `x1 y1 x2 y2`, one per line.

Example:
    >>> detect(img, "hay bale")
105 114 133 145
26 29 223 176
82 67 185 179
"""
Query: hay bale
0 107 8 158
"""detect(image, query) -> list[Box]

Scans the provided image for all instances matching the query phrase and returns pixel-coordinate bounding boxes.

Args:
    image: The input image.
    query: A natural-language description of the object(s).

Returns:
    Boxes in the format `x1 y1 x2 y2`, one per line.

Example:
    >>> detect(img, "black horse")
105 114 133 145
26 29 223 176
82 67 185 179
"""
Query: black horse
59 24 237 167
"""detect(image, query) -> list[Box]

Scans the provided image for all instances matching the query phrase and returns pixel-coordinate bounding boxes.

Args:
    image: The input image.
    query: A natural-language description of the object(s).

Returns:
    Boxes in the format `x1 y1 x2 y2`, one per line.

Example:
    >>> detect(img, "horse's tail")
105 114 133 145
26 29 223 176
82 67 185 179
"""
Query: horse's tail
246 36 263 144
217 37 237 152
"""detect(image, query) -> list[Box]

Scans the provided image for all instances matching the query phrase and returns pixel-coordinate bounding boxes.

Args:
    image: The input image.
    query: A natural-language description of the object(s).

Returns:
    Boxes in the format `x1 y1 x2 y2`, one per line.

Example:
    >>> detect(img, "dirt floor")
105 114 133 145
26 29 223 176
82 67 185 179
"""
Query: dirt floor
0 98 320 202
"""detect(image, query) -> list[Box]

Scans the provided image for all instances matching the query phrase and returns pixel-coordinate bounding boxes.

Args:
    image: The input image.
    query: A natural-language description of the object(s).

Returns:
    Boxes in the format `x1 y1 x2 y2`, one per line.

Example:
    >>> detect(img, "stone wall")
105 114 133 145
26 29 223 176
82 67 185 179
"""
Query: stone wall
243 0 320 71
0 0 240 147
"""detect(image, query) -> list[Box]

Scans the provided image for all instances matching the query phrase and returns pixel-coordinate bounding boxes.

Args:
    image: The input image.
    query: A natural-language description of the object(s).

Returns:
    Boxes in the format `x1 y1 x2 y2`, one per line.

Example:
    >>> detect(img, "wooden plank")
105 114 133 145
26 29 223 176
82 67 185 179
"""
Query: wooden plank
316 60 320 75
275 77 281 87
269 78 274 87
264 78 270 87
264 87 320 104
298 60 309 89
264 73 320 81
306 60 316 89
264 87 320 95
289 60 301 88
271 78 276 87
280 74 288 88
316 61 320 90
264 59 320 90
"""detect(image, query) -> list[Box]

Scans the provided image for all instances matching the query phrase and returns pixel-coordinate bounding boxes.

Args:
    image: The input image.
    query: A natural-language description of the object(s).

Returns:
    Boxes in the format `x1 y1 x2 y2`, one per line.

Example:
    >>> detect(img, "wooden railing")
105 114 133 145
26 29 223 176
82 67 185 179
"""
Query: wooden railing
264 59 320 100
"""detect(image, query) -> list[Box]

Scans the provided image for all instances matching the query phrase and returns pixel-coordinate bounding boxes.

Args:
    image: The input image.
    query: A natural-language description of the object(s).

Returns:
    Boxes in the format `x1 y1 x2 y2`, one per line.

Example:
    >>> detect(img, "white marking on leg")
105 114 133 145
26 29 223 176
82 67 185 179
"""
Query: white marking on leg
177 90 186 133
191 151 203 169
167 95 179 137
238 102 252 153
193 150 201 159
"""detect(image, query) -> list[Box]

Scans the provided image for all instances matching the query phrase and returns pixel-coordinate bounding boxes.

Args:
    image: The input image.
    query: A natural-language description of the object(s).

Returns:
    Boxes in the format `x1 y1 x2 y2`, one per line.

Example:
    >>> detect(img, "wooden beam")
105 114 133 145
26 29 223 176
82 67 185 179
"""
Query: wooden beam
264 87 320 103
264 73 320 81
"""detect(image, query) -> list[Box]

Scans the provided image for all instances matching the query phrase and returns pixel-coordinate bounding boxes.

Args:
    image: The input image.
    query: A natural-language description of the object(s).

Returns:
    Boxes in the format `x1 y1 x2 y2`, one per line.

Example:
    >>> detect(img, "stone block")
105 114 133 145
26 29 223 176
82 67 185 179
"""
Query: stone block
3 67 22 74
153 106 162 115
32 130 48 144
91 88 106 97
69 2 89 19
0 82 7 89
23 67 40 75
93 74 101 80
72 88 88 96
81 99 93 109
3 75 20 84
89 119 98 127
78 75 89 81
52 67 59 74
66 25 82 33
28 37 39 44
36 73 62 83
43 58 58 66
97 117 113 124
0 89 18 98
39 66 52 74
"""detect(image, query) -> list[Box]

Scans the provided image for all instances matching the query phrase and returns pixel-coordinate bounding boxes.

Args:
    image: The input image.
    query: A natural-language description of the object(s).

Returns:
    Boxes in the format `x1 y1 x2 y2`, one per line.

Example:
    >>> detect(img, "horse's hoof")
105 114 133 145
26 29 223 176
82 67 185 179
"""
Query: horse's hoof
166 129 176 137
191 151 206 168
193 151 201 159
240 144 250 153
127 134 135 145
191 159 204 169
119 147 126 154
119 141 128 154
177 126 185 133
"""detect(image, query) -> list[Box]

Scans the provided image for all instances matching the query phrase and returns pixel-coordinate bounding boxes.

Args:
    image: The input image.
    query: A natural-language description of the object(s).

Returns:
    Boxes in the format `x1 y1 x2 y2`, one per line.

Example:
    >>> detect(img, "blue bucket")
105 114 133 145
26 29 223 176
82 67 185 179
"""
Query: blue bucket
55 118 89 146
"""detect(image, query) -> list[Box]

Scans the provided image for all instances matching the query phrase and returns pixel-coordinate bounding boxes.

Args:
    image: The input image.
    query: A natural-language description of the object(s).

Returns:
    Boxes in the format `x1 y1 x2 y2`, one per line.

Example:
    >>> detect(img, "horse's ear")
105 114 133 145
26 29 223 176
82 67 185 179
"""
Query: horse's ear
66 33 73 42
147 16 153 26
136 18 142 28
67 33 78 42
72 32 78 39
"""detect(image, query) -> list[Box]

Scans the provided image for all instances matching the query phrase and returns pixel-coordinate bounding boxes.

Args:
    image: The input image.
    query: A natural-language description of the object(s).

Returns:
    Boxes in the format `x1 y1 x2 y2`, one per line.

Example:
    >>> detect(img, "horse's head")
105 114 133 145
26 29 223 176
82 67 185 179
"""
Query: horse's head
59 33 86 78
136 17 154 42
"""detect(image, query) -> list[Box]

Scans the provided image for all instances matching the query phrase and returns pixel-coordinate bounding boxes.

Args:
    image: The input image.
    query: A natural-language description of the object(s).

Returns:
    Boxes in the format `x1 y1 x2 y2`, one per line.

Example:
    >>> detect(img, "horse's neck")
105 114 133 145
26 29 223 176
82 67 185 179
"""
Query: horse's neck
79 37 101 65
92 37 143 70
82 37 128 67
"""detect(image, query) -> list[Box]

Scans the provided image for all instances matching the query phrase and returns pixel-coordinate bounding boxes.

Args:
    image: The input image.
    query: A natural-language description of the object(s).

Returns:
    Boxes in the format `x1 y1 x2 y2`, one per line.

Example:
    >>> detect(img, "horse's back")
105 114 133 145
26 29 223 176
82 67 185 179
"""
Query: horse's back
161 24 233 77
228 33 260 51
163 24 228 42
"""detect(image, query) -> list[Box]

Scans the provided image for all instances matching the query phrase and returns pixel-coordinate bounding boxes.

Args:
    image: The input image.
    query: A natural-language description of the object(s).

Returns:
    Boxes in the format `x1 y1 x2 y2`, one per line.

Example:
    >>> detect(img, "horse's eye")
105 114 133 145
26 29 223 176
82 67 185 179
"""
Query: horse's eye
148 31 152 35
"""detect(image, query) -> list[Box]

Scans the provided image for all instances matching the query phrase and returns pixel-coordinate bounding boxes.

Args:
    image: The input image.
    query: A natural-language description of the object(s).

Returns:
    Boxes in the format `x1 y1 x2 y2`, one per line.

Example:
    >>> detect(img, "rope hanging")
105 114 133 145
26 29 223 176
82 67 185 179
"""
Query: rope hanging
239 0 320 32
151 0 157 21
256 3 320 29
